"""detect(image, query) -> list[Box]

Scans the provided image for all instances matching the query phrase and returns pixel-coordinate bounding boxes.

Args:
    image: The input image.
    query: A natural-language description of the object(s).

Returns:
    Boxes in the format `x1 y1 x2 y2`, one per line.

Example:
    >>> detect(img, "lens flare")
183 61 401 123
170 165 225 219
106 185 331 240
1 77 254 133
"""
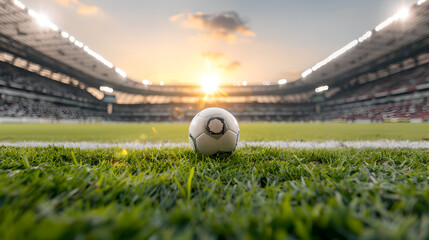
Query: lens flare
200 74 220 94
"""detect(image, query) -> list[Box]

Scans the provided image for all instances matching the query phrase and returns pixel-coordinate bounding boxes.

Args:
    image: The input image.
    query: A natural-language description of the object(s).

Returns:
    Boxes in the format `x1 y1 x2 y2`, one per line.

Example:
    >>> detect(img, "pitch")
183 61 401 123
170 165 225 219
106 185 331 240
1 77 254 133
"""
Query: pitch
0 122 428 142
0 122 428 239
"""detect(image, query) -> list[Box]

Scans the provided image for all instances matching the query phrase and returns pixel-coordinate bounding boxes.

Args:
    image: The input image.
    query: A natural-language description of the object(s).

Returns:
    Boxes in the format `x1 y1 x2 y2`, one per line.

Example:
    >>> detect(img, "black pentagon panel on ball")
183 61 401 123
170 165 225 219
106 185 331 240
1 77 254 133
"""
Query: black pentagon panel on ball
205 116 227 135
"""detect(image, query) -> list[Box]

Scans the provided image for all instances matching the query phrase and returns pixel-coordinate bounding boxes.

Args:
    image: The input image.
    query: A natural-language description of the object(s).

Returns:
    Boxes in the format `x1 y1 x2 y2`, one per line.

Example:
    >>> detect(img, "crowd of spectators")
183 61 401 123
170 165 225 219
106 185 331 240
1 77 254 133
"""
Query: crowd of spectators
0 96 105 120
317 64 429 121
317 100 428 121
1 60 428 122
0 63 105 120
111 102 315 122
329 64 429 102
0 63 100 104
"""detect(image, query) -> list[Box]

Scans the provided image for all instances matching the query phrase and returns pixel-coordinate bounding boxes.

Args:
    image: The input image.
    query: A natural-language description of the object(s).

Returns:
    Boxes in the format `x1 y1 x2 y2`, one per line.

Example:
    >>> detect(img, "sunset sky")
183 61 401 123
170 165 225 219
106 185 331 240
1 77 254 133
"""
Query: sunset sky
21 0 417 85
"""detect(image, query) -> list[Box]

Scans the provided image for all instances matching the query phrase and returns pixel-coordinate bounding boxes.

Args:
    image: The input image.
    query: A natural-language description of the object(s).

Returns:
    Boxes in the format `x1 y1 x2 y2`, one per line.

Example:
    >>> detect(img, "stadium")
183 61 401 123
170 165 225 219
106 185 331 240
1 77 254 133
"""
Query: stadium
0 0 428 239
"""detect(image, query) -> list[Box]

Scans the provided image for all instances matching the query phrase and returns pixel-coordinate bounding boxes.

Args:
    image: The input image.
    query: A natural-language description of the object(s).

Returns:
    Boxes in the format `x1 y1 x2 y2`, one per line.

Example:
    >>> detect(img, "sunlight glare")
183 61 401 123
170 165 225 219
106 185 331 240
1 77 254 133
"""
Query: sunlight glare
200 74 220 94
398 7 410 20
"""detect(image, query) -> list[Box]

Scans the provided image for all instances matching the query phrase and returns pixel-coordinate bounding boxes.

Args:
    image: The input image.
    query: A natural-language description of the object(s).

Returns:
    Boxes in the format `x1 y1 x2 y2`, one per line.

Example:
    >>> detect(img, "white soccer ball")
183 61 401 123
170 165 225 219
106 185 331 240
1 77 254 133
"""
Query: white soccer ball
189 107 240 157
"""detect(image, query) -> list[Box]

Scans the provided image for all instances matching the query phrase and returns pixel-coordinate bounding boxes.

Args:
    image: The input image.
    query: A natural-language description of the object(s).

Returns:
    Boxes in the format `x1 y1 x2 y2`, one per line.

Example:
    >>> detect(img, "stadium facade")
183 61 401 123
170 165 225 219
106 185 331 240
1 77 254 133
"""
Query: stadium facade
0 0 428 122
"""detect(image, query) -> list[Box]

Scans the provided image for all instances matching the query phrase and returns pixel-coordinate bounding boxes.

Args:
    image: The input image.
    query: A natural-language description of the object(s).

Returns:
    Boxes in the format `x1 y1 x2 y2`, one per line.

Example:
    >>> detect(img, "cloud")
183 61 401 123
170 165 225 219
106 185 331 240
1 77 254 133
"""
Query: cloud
171 11 255 43
202 52 241 72
197 32 237 43
218 61 241 72
55 0 99 15
169 13 184 22
55 0 78 6
78 4 99 15
201 52 225 60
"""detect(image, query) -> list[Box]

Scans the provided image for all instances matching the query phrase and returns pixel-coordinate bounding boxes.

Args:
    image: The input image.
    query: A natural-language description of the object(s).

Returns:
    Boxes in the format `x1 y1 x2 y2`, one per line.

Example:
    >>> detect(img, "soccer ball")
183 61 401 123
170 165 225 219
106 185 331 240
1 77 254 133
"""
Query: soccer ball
189 107 240 157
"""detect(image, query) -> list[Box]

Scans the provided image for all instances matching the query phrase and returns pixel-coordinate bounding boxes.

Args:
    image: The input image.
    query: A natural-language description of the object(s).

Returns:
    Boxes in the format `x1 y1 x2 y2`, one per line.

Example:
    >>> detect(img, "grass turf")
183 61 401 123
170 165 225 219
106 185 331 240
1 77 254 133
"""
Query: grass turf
0 146 428 239
0 122 428 142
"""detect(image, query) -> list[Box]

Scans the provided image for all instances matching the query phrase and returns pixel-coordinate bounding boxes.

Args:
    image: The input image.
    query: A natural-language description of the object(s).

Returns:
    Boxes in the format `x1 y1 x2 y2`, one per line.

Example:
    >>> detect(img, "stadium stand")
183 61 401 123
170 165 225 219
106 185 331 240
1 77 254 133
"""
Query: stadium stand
316 63 429 121
0 62 106 121
110 102 315 122
0 62 101 103
0 96 104 120
0 0 428 122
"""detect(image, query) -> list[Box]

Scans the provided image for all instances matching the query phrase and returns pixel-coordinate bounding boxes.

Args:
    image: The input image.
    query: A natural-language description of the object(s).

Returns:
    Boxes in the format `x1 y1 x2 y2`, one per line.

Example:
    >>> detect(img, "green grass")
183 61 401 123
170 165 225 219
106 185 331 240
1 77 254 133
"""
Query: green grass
0 122 428 239
0 122 428 142
0 146 428 239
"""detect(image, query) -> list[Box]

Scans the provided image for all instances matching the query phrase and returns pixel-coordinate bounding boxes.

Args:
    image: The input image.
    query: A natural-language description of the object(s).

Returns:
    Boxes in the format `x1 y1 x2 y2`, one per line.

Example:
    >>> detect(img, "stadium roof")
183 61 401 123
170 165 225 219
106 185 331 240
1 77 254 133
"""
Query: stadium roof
0 0 167 95
0 0 428 99
298 0 429 89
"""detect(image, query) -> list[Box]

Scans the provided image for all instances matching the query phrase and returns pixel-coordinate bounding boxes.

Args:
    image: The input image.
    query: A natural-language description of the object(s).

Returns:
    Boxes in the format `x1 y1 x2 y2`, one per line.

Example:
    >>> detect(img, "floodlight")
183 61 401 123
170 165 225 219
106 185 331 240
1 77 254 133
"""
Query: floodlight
301 2 419 78
74 40 83 48
61 31 69 38
398 8 410 20
358 31 372 42
376 7 410 32
278 79 287 85
142 79 152 85
13 0 25 9
115 67 127 78
302 68 313 78
304 40 358 77
315 85 329 93
100 86 113 93
28 10 58 31
83 46 114 68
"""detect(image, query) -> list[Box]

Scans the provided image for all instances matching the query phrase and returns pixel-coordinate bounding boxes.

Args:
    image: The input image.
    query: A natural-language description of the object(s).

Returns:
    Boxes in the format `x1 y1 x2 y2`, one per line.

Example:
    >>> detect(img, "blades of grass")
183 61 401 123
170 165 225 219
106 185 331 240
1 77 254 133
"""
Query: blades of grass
173 177 186 199
71 151 78 167
186 167 195 202
204 175 217 184
96 175 104 188
201 186 221 201
21 154 29 168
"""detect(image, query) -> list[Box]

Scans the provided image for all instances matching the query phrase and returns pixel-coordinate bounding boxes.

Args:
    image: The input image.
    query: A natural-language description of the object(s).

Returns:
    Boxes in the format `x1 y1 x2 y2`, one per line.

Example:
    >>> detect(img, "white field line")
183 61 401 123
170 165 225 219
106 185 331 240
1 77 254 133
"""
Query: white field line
0 140 428 149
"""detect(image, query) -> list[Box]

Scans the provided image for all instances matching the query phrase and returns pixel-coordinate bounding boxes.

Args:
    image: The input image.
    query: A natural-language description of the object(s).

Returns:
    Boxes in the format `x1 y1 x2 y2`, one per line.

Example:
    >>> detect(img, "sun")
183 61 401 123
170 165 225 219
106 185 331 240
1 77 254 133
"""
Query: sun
200 74 220 94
